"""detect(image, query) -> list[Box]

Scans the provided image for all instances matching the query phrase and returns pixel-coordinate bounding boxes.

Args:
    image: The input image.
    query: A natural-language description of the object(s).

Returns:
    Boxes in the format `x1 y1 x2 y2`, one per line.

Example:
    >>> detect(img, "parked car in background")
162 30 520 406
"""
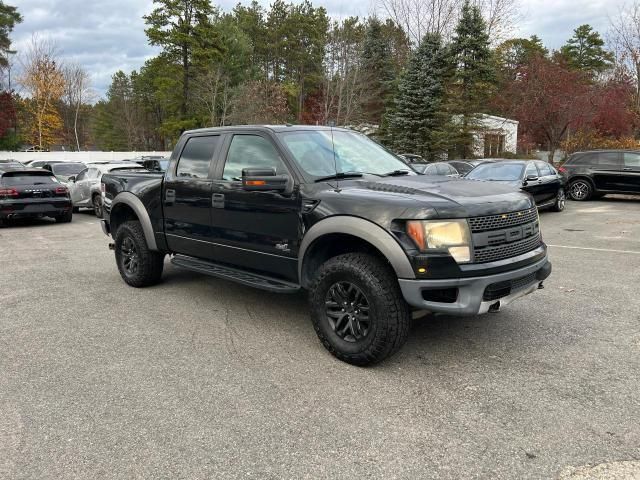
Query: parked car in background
561 150 640 201
69 162 144 217
466 160 565 211
42 162 87 184
0 160 25 172
414 162 460 177
142 157 169 172
447 160 494 176
0 169 72 225
26 159 65 168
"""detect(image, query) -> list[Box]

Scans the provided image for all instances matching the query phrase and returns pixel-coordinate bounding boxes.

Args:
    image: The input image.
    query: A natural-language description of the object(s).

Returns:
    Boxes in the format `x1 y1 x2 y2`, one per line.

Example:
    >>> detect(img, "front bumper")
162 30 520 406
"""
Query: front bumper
399 255 551 316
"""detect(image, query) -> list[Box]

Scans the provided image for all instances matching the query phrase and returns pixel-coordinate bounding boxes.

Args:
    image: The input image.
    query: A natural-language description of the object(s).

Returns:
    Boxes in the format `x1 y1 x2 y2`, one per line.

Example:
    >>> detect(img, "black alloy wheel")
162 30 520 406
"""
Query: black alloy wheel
120 236 139 276
325 281 371 343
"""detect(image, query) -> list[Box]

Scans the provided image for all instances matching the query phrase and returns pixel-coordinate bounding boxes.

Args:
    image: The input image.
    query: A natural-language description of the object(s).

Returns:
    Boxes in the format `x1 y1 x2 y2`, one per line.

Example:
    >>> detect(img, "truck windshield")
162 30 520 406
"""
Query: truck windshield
278 130 411 178
466 163 524 181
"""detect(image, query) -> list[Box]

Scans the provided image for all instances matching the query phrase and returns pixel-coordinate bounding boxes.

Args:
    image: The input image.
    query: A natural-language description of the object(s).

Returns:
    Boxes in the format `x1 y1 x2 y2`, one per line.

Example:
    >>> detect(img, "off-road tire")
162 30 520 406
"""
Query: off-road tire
551 188 566 212
569 179 592 201
114 220 164 287
55 209 73 223
309 252 411 366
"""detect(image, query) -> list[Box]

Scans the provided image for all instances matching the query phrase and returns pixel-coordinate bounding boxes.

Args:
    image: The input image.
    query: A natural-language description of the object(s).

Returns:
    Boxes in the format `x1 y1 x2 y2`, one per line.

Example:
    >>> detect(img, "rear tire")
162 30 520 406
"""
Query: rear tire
55 210 73 223
552 188 566 212
569 179 592 201
92 195 103 218
114 220 164 287
309 253 411 366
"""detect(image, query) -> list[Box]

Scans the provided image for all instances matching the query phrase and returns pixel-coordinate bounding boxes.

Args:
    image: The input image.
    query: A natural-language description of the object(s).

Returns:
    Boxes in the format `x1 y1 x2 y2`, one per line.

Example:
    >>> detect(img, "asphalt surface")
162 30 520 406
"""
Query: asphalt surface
1 198 639 479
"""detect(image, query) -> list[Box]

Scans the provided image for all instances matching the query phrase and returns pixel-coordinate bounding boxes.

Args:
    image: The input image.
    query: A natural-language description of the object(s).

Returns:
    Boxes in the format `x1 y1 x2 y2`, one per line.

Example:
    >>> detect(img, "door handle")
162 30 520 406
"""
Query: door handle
165 189 176 204
212 193 225 208
623 167 632 171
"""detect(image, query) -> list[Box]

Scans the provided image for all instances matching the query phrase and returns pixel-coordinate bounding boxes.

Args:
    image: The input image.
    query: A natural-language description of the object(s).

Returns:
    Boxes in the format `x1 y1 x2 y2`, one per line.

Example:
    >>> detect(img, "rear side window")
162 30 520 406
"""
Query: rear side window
1 172 58 186
536 162 553 176
623 152 640 167
597 152 621 165
176 136 219 179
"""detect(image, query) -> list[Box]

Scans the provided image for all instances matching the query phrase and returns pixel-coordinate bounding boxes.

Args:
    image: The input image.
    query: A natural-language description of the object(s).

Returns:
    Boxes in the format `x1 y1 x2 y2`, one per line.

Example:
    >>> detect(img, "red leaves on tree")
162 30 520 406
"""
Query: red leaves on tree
0 92 17 138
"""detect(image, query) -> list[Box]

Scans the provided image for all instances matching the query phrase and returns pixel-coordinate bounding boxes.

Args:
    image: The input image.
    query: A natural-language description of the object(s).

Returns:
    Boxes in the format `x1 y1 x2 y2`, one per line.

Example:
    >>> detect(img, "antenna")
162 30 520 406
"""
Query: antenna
328 120 339 191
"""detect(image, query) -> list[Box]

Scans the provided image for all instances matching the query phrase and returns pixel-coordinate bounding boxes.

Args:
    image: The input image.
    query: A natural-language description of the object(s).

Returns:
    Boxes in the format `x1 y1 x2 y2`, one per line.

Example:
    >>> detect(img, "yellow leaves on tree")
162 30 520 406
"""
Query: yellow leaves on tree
561 130 640 154
19 38 65 149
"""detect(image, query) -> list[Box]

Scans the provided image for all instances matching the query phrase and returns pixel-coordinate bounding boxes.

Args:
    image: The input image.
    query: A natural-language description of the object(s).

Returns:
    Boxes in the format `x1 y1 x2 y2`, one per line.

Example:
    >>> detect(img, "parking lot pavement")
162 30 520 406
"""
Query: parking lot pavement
1 199 639 480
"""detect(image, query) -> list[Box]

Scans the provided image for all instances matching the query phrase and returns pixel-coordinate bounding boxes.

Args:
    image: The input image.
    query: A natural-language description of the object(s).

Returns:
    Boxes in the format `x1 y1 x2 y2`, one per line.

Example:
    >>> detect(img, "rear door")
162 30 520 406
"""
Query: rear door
163 134 222 259
591 152 622 190
621 152 640 193
535 161 559 204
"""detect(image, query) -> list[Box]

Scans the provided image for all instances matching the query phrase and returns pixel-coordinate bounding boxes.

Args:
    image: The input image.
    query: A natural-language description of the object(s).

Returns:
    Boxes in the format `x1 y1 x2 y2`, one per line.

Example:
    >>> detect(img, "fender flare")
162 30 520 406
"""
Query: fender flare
298 216 415 282
111 192 158 251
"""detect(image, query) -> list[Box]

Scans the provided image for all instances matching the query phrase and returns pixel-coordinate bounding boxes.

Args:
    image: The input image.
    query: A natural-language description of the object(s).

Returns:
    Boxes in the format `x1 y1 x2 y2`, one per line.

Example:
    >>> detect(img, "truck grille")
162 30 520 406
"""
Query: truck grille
469 208 538 233
473 233 541 263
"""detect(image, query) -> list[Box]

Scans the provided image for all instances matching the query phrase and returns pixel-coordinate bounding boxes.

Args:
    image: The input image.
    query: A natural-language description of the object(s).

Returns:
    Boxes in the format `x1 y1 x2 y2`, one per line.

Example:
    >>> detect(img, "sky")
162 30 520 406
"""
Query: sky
9 0 628 98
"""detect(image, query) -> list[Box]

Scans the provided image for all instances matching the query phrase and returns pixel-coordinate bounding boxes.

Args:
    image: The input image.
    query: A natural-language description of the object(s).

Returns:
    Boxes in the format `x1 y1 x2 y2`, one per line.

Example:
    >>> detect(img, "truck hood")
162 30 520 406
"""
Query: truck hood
344 175 534 217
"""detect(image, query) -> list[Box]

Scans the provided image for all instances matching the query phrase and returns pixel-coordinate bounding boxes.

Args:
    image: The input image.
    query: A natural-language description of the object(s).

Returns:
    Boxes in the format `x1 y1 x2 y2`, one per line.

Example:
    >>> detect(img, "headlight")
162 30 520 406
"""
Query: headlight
406 219 472 263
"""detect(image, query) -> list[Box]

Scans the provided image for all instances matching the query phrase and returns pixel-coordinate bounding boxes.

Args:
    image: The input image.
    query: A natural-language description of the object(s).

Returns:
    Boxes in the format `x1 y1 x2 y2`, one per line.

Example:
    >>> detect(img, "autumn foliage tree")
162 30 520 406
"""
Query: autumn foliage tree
19 38 65 149
497 56 595 161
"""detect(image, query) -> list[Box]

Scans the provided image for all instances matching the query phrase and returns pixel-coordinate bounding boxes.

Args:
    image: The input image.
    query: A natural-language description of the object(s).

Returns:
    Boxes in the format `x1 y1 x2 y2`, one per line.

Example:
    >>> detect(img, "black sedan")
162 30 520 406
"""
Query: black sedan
466 160 566 211
0 169 73 225
447 159 494 176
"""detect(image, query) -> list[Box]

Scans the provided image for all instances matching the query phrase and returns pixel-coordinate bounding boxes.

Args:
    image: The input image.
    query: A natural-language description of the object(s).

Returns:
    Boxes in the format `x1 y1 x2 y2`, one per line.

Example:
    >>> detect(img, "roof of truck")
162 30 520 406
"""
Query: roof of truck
183 125 353 135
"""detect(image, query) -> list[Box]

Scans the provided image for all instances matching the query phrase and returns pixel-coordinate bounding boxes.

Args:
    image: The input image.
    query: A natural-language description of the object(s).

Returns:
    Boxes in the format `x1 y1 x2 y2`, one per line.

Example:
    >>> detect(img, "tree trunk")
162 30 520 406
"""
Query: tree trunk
182 43 189 120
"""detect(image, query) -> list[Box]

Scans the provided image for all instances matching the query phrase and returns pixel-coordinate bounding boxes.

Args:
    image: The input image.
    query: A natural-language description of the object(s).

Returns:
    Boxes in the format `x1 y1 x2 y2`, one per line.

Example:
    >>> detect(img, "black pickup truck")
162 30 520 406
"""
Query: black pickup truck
100 125 551 365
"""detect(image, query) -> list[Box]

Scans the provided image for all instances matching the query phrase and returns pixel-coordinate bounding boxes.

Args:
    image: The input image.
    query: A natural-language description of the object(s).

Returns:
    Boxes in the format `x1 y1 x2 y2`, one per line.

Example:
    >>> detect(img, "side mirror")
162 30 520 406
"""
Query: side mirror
241 167 289 192
68 176 76 183
523 174 538 185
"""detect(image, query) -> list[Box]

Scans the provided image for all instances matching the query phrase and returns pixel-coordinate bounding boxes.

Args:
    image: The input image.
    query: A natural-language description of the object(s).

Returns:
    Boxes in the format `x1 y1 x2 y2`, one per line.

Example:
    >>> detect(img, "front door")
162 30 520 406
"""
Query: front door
164 134 221 259
523 162 545 204
70 169 89 205
210 133 301 282
621 152 640 193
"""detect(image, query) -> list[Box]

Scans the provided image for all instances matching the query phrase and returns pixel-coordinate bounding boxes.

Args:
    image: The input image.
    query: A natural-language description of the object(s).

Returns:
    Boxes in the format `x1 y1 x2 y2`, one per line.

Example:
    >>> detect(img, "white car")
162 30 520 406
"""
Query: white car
69 162 143 217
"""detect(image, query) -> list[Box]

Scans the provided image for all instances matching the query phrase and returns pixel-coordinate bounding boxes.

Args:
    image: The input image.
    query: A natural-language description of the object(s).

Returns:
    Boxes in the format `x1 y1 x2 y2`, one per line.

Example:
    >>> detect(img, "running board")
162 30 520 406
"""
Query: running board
171 254 301 293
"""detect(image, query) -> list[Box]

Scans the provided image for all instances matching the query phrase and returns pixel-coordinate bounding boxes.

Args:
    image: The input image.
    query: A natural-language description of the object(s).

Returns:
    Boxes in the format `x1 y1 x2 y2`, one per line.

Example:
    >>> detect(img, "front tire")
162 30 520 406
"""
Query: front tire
552 188 566 212
114 221 164 287
569 179 592 201
309 253 411 366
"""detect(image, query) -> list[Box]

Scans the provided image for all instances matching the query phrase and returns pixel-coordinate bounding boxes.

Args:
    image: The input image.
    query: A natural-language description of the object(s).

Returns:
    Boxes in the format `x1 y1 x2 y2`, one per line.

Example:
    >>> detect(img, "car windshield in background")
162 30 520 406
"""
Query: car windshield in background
278 130 410 177
52 163 86 176
1 172 58 186
466 163 524 181
0 162 25 170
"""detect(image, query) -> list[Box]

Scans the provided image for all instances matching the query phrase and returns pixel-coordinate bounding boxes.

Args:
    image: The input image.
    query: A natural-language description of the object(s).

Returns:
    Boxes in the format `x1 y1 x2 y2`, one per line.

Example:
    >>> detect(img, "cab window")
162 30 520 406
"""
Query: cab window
222 135 287 181
176 135 220 179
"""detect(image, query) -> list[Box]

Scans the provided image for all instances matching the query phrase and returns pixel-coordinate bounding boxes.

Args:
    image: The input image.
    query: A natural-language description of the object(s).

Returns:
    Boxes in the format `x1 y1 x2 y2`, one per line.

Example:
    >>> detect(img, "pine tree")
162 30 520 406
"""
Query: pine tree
386 33 451 160
560 24 614 76
449 0 494 158
360 18 395 125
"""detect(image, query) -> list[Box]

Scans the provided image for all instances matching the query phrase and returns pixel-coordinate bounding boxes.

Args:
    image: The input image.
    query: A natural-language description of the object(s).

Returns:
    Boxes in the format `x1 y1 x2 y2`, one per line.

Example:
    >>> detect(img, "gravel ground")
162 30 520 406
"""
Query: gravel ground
1 198 639 479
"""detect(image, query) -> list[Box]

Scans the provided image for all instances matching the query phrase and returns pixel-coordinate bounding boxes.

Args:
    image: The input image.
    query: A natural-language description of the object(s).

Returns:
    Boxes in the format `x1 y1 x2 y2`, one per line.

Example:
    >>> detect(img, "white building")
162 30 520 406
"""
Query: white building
471 114 519 157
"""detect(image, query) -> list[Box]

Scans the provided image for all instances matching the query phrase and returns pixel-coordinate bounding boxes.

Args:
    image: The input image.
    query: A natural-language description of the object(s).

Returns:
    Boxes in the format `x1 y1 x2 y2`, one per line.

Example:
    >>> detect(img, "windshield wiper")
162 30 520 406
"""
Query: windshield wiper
384 170 411 177
314 172 364 183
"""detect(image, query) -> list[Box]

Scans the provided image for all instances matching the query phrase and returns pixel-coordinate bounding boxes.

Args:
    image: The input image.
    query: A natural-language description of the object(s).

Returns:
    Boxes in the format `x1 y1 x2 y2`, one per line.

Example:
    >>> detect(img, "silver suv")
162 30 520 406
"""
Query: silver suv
69 162 142 217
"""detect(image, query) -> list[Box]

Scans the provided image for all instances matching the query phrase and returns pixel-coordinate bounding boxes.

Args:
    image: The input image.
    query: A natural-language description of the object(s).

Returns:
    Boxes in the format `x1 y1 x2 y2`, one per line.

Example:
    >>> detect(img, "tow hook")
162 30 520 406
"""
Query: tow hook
538 282 544 289
108 242 115 251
